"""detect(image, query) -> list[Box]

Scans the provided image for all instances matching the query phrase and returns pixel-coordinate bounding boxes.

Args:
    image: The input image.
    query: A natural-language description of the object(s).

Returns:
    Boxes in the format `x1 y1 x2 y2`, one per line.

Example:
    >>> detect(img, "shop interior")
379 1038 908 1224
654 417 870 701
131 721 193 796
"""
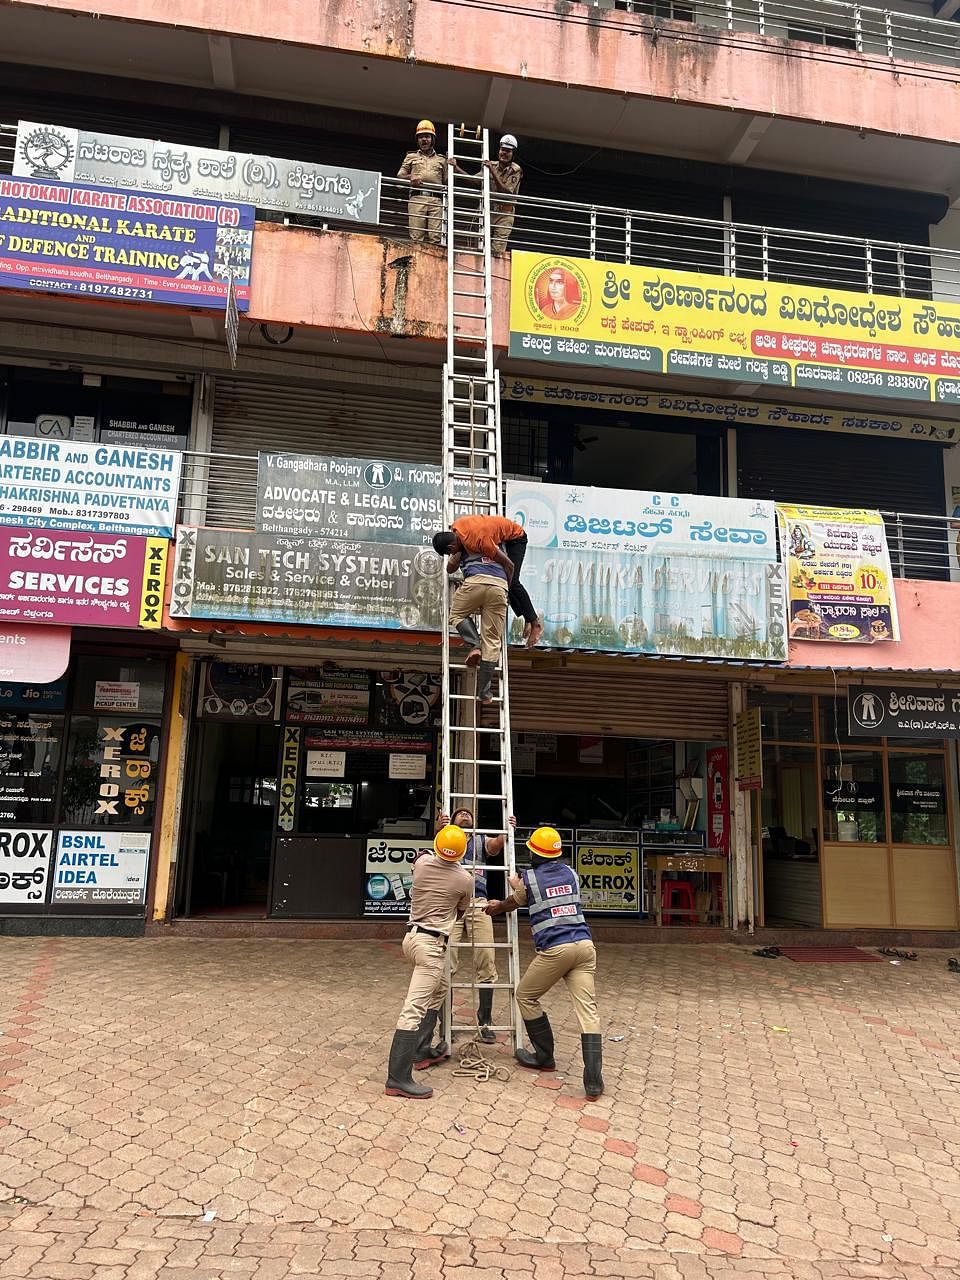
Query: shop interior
755 690 956 929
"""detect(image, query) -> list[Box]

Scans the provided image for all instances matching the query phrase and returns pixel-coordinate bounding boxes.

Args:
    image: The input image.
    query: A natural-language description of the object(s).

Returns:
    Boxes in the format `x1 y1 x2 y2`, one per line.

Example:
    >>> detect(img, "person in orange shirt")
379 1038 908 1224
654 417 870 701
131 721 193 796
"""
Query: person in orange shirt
433 515 543 648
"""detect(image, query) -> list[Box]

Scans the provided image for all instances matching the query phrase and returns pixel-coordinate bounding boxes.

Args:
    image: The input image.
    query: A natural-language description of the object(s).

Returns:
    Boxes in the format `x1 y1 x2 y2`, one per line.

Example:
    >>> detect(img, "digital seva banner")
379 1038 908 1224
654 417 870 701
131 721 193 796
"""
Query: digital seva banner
0 176 253 310
777 505 899 643
505 480 787 661
509 251 960 405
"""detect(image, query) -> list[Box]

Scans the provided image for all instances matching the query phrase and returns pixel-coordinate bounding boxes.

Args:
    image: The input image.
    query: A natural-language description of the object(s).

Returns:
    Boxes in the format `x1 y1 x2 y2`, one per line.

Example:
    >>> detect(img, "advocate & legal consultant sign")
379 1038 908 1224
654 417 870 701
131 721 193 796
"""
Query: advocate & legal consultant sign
509 251 960 405
0 177 253 310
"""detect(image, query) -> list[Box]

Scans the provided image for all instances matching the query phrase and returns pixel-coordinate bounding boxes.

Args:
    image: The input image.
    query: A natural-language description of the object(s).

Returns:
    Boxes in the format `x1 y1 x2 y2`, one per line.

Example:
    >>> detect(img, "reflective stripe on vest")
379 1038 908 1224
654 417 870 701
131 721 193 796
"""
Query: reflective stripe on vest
522 862 591 950
465 833 487 898
461 545 508 584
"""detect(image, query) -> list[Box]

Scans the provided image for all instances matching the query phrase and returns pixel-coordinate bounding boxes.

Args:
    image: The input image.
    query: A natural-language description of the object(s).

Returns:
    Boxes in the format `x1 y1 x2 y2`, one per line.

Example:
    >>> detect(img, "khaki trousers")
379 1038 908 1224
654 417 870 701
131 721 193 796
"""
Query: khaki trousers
396 930 447 1031
449 579 507 663
491 209 515 255
449 899 499 986
515 940 601 1034
409 194 442 245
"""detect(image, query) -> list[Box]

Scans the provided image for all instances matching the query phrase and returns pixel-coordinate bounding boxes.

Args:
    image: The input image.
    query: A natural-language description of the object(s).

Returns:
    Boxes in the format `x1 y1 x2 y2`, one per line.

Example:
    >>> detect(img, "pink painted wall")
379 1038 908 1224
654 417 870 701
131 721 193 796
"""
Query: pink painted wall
788 579 960 672
13 0 960 146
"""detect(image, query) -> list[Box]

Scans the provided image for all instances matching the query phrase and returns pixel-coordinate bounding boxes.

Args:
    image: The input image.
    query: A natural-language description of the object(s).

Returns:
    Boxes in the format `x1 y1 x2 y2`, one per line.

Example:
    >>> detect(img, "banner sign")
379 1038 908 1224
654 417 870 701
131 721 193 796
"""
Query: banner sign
257 453 442 542
304 728 431 751
0 175 253 310
848 684 960 738
0 530 168 629
574 843 641 913
500 375 960 445
52 830 151 904
0 437 182 537
706 746 729 855
735 708 762 791
509 251 960 405
364 838 429 916
0 624 70 684
0 827 53 904
777 505 899 643
286 668 370 725
14 121 382 226
170 526 444 632
505 480 786 661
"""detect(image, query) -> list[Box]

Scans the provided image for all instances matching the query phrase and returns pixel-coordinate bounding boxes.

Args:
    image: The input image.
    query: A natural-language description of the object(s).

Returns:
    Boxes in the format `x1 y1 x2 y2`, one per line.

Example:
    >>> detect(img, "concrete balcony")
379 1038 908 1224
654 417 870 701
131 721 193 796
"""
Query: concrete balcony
2 0 960 193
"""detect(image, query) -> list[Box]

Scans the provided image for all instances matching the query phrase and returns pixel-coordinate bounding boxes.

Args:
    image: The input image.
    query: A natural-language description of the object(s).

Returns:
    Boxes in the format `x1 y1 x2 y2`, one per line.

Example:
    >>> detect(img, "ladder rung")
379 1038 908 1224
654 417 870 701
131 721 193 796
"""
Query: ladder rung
451 982 517 989
449 726 504 734
451 793 509 802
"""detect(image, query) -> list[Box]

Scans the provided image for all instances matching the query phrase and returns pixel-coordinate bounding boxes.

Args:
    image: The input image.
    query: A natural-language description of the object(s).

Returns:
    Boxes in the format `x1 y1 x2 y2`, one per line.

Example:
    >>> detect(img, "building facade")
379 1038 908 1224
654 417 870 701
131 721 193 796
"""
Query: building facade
1 0 960 938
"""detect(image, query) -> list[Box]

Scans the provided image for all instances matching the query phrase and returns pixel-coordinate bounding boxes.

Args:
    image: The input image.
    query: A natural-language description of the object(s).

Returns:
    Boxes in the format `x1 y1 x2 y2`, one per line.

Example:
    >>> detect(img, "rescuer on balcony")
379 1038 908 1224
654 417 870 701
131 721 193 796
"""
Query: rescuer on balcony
433 515 543 648
447 134 523 255
398 120 446 246
485 825 604 1099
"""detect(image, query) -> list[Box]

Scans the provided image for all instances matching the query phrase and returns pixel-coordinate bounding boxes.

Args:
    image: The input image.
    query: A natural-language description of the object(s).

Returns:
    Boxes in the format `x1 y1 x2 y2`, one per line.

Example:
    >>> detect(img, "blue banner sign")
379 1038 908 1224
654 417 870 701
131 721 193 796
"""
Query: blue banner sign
0 177 253 310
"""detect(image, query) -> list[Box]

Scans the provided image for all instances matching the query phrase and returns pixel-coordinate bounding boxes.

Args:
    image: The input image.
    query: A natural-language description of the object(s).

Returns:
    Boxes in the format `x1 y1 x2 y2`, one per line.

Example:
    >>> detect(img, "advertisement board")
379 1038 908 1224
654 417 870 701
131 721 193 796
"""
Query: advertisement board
197 662 282 722
509 250 960 404
0 827 53 904
0 530 168 629
0 176 253 310
15 121 381 226
170 526 444 632
51 830 151 904
574 843 641 913
0 438 182 537
505 480 786 661
706 746 730 855
777 505 899 643
286 668 370 726
735 708 762 791
364 838 429 916
500 375 960 445
0 624 71 684
848 684 960 738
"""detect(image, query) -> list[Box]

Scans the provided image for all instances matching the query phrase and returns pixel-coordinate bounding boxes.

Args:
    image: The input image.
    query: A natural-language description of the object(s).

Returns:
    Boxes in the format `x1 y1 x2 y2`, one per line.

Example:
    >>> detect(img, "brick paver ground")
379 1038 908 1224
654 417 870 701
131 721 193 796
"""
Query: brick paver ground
1 937 959 1278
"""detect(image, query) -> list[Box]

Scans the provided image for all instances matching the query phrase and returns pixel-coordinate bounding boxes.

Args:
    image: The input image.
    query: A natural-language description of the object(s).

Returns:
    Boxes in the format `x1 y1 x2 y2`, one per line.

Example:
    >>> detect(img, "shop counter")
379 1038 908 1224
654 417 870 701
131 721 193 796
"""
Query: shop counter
645 852 727 925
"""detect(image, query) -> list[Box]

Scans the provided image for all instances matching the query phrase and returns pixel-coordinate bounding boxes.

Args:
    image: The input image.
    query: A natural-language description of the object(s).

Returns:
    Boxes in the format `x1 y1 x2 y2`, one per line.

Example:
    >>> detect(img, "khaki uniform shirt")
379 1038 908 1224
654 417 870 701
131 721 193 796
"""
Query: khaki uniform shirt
408 854 473 935
492 161 522 212
398 149 446 192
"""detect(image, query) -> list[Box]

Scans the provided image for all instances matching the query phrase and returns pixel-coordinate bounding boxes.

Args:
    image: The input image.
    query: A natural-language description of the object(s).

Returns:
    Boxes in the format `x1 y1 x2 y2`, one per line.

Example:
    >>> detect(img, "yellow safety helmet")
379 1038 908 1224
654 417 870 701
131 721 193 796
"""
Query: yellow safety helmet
416 119 436 137
526 826 564 858
435 823 468 862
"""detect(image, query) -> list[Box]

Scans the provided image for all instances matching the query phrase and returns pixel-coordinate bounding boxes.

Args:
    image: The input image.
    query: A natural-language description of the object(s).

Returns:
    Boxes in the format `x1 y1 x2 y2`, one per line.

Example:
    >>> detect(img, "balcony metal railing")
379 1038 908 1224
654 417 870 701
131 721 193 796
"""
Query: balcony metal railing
577 0 960 75
178 447 959 581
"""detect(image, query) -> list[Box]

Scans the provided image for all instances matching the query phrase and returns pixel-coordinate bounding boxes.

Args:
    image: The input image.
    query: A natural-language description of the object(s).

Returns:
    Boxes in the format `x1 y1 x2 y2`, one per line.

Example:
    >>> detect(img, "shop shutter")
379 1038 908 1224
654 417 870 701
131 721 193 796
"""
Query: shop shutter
509 667 729 741
736 426 947 579
206 367 441 528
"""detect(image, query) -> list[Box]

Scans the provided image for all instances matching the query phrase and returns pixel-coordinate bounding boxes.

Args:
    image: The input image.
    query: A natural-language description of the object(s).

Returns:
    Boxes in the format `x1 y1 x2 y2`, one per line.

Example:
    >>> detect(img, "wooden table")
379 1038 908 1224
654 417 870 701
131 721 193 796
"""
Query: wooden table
646 854 727 926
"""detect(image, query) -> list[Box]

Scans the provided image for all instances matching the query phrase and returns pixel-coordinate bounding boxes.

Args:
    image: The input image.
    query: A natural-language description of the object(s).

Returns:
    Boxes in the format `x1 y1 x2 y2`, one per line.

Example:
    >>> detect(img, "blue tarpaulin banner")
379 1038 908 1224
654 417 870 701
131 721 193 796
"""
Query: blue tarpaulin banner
0 177 253 310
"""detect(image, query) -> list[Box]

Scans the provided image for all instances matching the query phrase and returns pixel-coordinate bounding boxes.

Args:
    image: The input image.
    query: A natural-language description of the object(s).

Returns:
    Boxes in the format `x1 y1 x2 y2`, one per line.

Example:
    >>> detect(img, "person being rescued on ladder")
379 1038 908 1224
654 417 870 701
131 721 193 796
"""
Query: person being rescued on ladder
386 824 474 1100
434 523 511 705
433 515 544 650
485 825 604 1099
432 807 517 1045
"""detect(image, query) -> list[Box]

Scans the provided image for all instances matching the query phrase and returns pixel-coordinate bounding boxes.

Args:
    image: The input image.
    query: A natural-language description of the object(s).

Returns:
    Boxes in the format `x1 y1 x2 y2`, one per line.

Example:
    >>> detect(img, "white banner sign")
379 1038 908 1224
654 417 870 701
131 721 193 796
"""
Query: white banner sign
52 830 151 904
388 753 428 780
305 750 346 779
0 827 53 904
14 121 381 225
0 438 182 538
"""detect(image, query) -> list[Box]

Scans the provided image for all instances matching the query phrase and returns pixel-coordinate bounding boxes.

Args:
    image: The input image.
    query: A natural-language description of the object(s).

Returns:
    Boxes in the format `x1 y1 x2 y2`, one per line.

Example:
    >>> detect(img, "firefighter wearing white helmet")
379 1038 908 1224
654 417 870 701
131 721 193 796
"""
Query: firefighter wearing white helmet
485 825 604 1099
385 824 474 1099
447 132 523 255
398 119 446 245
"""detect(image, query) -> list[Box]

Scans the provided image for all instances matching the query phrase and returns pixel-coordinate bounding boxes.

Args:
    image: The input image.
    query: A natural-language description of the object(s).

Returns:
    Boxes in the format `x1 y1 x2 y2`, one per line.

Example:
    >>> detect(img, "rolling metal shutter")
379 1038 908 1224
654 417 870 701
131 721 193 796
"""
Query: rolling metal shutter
206 366 441 528
509 667 729 741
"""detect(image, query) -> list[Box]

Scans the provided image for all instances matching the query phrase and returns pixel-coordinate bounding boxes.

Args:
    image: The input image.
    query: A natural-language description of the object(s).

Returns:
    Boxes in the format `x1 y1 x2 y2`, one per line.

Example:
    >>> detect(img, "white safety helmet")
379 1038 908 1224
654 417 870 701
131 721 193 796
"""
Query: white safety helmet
499 134 518 150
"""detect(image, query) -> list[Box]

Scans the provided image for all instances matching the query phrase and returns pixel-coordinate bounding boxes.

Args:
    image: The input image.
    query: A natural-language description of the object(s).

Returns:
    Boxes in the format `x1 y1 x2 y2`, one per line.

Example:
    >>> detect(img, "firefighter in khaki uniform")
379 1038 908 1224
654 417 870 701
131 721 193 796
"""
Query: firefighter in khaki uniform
398 120 446 245
447 134 523 255
485 825 604 1099
385 824 474 1100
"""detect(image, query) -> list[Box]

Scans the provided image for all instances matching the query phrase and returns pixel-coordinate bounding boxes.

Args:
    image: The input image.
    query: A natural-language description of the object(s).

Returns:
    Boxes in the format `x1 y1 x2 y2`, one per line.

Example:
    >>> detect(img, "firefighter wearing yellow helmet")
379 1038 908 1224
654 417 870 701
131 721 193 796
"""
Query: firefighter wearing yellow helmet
485 825 604 1099
385 824 474 1099
397 119 445 246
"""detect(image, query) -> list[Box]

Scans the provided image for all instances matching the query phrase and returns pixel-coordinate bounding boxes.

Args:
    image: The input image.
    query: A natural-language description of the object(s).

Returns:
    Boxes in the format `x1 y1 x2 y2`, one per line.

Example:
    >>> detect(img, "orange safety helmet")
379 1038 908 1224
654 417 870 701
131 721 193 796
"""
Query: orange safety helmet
526 826 563 858
416 120 437 137
435 824 468 862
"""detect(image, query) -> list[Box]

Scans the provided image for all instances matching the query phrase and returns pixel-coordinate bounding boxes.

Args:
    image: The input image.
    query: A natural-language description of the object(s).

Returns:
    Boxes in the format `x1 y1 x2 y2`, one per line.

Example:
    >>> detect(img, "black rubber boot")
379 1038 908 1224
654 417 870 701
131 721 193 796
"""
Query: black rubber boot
412 1008 450 1069
515 1014 556 1070
385 1029 434 1098
477 660 496 704
477 988 496 1044
581 1033 604 1099
455 619 482 668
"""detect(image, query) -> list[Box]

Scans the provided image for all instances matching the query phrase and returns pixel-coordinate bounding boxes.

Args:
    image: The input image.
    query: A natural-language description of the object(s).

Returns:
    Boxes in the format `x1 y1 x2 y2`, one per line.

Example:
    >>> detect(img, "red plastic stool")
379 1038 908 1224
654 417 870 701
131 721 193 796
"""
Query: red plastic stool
661 879 697 926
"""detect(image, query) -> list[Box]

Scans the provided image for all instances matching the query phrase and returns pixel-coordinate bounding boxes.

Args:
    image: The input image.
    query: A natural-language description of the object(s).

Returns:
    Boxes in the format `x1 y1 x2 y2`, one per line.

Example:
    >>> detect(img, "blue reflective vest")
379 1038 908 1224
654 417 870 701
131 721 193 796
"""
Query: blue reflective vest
461 545 508 584
522 861 591 951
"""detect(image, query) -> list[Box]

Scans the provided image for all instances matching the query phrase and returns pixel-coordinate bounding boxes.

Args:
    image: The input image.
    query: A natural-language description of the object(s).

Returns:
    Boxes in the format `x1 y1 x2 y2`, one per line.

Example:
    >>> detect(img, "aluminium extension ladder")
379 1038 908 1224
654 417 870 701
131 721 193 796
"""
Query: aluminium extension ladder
440 123 523 1051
